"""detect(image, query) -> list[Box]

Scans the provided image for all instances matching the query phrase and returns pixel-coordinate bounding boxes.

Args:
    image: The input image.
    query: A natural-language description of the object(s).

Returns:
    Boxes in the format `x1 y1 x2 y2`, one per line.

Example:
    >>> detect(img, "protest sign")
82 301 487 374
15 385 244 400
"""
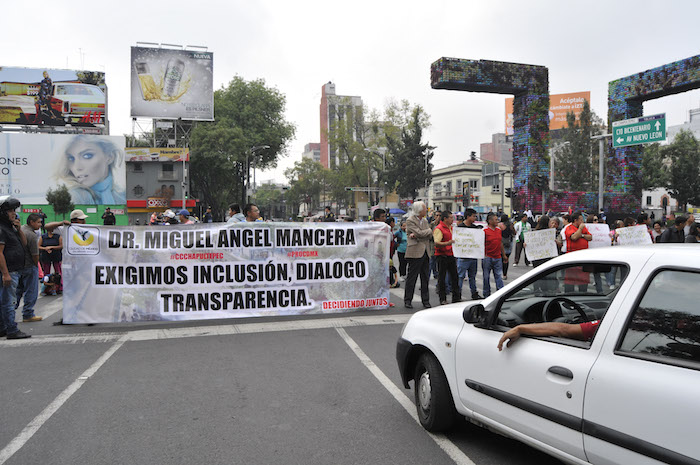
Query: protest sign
586 223 611 248
62 222 391 324
453 227 485 259
523 228 558 261
616 225 653 246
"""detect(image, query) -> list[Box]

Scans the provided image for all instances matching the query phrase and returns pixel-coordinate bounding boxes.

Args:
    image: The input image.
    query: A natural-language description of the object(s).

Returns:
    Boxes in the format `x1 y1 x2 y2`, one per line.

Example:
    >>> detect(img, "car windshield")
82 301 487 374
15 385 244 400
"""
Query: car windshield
495 262 629 328
55 84 103 96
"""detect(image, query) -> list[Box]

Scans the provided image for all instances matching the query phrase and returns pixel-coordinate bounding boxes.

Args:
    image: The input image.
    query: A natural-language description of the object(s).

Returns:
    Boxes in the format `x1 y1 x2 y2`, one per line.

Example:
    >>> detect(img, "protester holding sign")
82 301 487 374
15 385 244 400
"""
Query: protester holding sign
564 211 592 293
483 213 507 298
433 211 461 305
456 208 483 300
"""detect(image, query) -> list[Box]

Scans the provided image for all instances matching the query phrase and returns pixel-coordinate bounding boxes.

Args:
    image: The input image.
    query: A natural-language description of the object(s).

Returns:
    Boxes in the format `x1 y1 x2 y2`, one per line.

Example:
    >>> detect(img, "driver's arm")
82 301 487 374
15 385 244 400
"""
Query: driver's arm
497 322 585 351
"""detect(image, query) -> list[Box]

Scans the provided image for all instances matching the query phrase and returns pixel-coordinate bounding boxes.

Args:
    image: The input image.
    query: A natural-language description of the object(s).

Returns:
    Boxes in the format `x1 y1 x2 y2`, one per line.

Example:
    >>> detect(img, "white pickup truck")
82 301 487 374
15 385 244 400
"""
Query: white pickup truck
397 245 699 465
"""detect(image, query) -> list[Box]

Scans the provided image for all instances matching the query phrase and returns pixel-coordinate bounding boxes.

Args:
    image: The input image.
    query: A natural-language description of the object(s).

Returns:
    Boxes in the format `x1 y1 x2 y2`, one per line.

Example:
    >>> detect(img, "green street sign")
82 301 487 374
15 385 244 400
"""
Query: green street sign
612 113 666 148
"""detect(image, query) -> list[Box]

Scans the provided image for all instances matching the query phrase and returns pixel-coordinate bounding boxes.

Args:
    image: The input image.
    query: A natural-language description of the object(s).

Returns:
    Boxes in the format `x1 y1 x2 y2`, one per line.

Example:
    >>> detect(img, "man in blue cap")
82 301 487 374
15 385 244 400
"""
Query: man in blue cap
179 209 194 225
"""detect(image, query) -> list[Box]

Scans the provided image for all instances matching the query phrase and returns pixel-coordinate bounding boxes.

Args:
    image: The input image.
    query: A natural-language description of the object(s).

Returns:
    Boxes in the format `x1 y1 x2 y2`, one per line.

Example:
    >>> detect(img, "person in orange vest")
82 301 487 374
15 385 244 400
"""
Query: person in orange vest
433 210 461 305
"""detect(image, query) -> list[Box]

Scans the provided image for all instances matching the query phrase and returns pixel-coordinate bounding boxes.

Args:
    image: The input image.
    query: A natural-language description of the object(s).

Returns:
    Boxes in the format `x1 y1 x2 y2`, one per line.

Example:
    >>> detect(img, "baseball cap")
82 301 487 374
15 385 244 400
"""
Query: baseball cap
164 210 176 219
70 209 88 220
179 209 190 217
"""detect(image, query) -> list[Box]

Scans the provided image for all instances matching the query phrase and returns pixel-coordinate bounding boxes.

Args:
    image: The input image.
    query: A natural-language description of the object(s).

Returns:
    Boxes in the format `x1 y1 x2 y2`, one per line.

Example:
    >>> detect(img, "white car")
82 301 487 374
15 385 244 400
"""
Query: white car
397 245 700 465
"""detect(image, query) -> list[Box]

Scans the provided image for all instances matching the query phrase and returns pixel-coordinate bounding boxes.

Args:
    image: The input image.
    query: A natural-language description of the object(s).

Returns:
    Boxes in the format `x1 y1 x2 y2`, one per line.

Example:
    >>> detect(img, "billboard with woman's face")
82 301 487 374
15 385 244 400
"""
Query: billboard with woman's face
0 133 125 205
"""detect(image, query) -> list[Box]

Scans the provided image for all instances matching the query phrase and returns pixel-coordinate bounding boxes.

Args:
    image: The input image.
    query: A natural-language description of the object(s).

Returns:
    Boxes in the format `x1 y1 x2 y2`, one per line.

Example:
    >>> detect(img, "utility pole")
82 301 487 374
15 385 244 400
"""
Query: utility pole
591 134 611 212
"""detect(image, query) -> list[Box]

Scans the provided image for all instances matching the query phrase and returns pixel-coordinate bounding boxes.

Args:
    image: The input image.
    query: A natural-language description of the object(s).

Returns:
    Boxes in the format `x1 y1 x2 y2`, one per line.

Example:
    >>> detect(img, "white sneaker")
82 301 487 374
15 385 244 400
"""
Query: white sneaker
513 263 518 267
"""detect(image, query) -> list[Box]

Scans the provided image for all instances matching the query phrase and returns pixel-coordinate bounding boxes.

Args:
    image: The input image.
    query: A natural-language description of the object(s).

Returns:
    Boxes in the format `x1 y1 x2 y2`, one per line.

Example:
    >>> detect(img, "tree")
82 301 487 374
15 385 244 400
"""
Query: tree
190 76 295 218
555 100 604 191
46 185 74 220
666 130 700 211
284 158 326 214
383 105 435 200
642 143 669 189
254 184 282 219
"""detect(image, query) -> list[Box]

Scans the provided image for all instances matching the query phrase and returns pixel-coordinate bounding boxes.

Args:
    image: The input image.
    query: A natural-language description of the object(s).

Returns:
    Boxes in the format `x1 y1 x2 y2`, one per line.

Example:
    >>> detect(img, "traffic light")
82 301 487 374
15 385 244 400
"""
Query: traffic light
535 174 547 190
505 187 513 198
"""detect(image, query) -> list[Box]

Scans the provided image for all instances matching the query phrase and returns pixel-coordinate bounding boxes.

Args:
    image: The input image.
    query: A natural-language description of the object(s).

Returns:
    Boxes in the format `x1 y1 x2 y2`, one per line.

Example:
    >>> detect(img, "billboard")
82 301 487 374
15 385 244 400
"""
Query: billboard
506 91 590 135
0 67 106 127
125 147 189 162
0 133 126 205
130 47 214 120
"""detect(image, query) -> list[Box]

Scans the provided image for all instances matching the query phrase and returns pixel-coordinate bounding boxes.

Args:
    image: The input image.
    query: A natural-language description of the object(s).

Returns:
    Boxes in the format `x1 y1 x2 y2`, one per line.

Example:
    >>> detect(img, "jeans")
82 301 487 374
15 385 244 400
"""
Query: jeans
457 258 478 297
482 257 504 297
437 255 460 302
0 271 20 335
514 241 530 265
429 254 438 279
404 252 430 305
15 265 39 318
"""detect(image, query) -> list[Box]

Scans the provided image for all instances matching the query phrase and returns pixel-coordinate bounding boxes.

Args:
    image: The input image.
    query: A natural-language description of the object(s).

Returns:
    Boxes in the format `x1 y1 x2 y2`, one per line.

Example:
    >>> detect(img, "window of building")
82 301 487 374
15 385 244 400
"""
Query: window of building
159 163 177 180
618 270 700 365
469 179 478 190
434 183 442 195
492 182 501 193
646 196 652 205
133 162 143 173
133 185 144 197
163 163 173 173
444 181 452 196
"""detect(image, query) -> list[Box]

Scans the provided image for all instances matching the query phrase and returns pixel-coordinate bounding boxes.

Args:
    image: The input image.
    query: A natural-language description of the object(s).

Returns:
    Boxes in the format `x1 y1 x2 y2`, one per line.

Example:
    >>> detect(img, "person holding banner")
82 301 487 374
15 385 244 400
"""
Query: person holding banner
0 196 31 339
404 201 432 309
433 211 461 305
457 208 483 300
564 212 593 293
483 212 507 298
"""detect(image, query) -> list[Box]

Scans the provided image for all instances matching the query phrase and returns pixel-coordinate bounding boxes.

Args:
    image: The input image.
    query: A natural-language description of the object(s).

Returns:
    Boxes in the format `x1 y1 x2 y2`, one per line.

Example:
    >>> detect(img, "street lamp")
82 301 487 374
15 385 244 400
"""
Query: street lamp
246 145 270 204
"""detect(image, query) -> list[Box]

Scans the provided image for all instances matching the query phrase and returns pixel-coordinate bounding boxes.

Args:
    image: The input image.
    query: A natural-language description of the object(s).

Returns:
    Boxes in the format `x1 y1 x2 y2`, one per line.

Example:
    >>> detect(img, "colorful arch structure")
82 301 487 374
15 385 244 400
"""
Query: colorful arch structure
432 55 700 214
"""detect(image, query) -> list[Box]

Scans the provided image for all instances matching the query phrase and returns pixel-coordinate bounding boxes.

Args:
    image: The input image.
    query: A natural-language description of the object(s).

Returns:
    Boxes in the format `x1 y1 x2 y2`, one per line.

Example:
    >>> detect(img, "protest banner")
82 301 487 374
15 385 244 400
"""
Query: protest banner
453 227 485 259
523 228 558 262
615 225 653 246
62 222 391 324
586 223 611 248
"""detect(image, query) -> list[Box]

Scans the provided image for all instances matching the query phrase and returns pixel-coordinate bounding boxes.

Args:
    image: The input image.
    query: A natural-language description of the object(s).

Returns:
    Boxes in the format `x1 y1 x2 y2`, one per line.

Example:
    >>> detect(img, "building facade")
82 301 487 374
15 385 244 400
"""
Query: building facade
302 143 321 163
319 82 363 169
480 133 513 165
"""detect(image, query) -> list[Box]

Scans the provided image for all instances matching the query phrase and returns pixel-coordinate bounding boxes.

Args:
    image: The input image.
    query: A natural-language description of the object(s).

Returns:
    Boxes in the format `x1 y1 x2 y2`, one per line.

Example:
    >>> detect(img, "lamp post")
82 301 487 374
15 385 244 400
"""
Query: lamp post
247 145 270 204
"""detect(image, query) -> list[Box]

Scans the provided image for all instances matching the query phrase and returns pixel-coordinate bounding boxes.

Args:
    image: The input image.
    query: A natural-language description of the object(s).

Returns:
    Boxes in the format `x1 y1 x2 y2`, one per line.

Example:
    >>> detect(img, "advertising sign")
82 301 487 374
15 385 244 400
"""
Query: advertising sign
62 222 391 324
453 227 485 259
615 225 653 246
0 67 106 127
506 91 590 135
586 223 612 248
125 147 189 162
0 133 126 205
523 228 558 262
130 46 214 120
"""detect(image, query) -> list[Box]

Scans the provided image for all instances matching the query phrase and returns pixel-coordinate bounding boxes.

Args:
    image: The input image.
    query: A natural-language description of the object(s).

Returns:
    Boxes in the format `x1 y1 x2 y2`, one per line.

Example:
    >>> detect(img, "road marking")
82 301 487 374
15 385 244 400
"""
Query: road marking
0 314 411 347
0 336 126 465
335 328 476 465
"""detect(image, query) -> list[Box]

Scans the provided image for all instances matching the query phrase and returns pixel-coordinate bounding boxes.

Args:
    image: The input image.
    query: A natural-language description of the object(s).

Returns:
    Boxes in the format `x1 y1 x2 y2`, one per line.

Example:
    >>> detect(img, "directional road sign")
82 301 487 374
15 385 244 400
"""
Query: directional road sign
612 113 666 148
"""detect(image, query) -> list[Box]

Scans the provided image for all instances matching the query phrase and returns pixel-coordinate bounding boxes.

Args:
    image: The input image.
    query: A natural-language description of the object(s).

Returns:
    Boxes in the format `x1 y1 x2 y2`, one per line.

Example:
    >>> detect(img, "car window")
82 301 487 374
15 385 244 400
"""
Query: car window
619 270 700 365
495 262 628 331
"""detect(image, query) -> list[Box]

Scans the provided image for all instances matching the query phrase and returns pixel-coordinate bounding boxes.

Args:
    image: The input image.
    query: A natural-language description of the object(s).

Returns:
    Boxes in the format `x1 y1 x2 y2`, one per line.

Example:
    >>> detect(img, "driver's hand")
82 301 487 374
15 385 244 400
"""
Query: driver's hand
497 327 521 351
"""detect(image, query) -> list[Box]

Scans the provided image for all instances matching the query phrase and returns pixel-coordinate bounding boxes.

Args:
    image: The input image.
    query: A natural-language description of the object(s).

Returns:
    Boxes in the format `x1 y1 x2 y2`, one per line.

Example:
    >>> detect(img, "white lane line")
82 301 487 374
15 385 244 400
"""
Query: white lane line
335 328 476 465
0 314 412 347
0 336 126 465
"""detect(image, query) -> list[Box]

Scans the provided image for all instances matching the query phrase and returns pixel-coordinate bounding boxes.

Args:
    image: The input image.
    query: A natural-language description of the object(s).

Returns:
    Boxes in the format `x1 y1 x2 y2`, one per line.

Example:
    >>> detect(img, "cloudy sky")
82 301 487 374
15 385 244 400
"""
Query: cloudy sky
4 0 699 184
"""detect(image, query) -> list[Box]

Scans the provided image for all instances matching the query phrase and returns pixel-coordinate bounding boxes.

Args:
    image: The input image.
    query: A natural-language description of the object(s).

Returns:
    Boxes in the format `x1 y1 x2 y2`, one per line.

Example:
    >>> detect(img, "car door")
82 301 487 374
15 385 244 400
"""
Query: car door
455 259 635 463
583 262 700 465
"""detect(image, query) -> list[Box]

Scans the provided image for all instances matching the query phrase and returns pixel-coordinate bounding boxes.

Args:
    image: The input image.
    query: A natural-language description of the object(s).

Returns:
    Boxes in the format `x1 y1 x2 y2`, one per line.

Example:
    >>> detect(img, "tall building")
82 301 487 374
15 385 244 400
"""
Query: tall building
302 143 321 163
480 133 513 165
320 82 363 169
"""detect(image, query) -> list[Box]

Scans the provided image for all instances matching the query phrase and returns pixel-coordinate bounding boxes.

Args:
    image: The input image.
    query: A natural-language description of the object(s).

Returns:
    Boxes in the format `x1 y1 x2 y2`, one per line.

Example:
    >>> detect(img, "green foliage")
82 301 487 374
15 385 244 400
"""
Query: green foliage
124 133 152 147
254 184 283 219
384 105 435 200
665 130 700 211
556 101 603 191
45 185 74 220
642 143 669 189
190 76 296 217
284 159 326 213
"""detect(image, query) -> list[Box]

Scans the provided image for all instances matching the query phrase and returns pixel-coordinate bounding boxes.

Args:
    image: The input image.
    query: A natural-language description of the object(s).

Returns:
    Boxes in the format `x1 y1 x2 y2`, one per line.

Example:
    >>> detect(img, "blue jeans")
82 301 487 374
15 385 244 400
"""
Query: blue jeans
0 271 20 335
457 258 478 296
429 254 438 279
15 265 39 318
482 257 504 297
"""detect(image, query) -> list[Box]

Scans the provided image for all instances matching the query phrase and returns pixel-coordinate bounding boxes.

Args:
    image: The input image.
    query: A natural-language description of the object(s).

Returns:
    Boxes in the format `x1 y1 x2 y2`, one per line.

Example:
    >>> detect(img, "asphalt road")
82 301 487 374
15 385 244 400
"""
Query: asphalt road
1 261 564 465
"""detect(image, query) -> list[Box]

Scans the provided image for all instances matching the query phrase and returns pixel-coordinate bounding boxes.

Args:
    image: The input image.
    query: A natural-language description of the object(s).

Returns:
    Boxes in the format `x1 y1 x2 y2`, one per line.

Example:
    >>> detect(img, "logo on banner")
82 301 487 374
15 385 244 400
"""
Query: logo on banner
67 226 100 255
147 197 169 208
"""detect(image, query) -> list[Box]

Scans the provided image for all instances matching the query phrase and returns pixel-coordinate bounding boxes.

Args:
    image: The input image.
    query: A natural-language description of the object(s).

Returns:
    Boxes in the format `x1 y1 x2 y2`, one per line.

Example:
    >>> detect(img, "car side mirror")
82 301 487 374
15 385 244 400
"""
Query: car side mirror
463 303 486 324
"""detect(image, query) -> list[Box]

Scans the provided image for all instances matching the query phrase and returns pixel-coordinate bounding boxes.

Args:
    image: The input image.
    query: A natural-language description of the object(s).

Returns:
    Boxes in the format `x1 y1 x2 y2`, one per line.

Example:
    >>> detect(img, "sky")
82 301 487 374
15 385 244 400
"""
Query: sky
3 0 699 185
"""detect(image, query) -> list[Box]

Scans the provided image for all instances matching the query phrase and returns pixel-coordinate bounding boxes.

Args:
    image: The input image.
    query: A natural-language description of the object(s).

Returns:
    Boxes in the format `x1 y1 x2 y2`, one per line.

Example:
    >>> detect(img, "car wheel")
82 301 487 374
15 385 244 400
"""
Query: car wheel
414 352 457 432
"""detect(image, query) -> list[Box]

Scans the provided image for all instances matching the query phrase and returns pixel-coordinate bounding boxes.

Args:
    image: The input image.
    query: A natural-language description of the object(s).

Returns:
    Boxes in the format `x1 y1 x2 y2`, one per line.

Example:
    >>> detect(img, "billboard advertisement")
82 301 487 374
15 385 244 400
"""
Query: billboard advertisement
62 222 391 323
0 133 126 205
130 47 214 120
0 67 106 127
506 91 590 135
125 147 189 162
